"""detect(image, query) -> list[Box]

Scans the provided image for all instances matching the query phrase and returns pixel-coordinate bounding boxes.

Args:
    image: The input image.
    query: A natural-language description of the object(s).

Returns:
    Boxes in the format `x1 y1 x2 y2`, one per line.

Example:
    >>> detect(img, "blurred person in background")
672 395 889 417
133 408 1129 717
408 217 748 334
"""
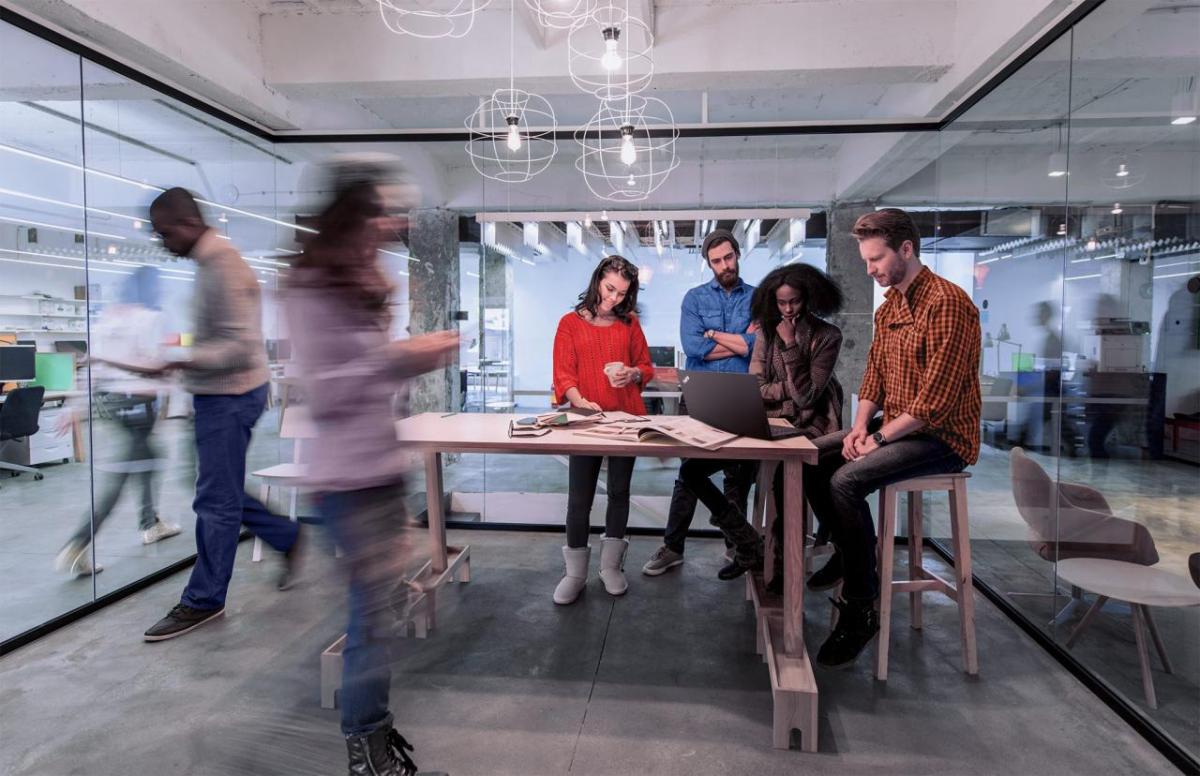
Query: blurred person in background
285 157 455 776
143 188 301 643
551 255 653 605
54 266 180 577
749 264 844 594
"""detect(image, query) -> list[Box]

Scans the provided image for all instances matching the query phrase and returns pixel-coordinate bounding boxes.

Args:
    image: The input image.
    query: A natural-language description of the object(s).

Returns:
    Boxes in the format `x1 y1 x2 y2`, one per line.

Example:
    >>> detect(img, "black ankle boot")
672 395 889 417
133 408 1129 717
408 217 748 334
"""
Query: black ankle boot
806 553 843 592
816 597 879 668
346 721 420 776
717 553 761 581
710 505 762 581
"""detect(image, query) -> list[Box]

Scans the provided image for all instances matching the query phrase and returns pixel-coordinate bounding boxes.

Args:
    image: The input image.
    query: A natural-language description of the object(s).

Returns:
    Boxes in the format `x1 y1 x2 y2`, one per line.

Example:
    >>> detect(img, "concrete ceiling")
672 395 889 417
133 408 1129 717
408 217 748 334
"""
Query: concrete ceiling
0 0 1195 216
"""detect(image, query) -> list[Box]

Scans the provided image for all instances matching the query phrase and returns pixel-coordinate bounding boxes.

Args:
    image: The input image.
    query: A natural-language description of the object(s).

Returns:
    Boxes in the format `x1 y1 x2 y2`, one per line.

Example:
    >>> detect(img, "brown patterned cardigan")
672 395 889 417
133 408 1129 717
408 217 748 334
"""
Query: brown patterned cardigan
749 313 844 438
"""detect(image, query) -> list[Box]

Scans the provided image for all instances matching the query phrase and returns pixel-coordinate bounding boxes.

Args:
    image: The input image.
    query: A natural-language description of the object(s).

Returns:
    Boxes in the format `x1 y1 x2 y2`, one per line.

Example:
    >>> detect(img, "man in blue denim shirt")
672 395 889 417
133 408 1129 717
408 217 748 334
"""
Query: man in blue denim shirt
643 229 760 579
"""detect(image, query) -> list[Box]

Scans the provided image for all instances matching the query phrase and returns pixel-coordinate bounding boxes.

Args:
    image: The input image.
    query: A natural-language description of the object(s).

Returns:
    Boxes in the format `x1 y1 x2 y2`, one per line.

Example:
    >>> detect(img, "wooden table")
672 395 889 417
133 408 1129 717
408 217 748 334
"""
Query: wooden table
1057 557 1200 709
393 411 821 751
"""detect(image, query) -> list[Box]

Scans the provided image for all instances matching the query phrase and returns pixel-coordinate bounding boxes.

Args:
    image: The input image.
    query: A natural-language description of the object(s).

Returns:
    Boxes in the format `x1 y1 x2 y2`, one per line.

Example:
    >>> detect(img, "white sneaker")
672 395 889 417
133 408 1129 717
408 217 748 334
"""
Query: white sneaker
142 520 182 545
55 543 103 577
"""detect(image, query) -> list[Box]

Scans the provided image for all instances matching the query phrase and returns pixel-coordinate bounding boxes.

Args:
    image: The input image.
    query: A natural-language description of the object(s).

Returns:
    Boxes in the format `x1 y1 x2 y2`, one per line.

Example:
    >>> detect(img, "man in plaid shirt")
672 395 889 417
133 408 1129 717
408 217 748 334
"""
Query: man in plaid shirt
805 208 981 668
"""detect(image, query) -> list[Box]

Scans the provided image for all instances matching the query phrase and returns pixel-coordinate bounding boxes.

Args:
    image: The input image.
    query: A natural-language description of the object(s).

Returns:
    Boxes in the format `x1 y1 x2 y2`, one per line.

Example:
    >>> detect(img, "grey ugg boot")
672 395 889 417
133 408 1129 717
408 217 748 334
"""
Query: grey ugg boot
554 546 591 605
598 536 630 596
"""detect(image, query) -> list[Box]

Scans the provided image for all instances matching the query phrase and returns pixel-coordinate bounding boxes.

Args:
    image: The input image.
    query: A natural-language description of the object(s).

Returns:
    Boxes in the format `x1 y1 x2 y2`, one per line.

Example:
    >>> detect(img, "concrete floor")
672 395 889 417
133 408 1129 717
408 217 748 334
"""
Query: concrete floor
0 530 1180 776
2 403 1196 763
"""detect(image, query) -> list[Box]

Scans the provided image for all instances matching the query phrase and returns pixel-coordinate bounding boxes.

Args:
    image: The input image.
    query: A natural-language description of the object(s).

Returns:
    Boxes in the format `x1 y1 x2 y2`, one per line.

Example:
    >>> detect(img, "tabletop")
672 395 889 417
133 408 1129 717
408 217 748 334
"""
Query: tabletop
1057 558 1200 608
396 412 818 463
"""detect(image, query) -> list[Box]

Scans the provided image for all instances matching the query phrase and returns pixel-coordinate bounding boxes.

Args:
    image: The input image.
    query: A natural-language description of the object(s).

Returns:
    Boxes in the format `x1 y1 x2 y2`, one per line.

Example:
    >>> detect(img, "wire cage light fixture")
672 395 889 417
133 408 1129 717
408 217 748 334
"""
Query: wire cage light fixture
465 0 558 182
377 0 491 39
576 95 678 201
466 90 558 183
524 0 598 30
567 4 654 101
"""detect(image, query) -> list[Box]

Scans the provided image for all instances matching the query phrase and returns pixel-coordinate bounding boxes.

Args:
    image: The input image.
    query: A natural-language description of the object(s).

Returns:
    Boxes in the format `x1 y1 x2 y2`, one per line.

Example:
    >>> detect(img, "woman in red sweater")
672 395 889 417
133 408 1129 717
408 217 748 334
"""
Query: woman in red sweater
551 255 653 605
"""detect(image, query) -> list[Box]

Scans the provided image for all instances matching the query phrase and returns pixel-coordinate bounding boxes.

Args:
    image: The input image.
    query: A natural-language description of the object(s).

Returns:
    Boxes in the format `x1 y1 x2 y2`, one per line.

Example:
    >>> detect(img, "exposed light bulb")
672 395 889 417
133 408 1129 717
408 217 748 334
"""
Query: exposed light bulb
627 174 636 186
601 27 621 71
619 125 636 165
1111 203 1123 215
1116 163 1129 178
1057 223 1067 236
505 116 521 152
584 214 592 228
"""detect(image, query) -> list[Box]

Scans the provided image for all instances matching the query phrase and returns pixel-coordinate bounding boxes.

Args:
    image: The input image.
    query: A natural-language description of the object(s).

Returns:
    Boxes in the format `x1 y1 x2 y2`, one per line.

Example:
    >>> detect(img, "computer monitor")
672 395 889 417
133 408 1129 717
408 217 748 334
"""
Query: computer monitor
0 345 37 382
649 346 675 367
54 340 88 355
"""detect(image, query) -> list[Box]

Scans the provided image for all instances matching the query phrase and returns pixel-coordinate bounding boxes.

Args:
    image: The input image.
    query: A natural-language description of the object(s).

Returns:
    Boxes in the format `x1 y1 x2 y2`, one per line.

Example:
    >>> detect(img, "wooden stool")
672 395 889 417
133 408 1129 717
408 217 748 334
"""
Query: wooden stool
875 472 977 681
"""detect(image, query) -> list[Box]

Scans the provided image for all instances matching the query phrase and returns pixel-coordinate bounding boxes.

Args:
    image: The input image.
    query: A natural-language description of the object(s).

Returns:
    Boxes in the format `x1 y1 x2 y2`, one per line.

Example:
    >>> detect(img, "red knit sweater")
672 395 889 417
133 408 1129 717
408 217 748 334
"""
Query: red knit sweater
552 312 654 414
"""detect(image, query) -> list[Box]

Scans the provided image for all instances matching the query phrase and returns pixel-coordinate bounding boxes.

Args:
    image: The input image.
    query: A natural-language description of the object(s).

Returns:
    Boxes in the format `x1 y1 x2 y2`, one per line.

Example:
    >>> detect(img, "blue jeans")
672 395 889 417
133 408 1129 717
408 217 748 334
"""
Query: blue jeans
320 483 410 736
180 384 299 610
803 429 965 601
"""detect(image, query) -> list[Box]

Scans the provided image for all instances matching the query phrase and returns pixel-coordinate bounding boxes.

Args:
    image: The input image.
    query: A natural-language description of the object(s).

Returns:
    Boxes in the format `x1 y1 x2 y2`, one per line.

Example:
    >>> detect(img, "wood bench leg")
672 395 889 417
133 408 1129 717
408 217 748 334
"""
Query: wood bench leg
320 634 346 709
874 487 897 681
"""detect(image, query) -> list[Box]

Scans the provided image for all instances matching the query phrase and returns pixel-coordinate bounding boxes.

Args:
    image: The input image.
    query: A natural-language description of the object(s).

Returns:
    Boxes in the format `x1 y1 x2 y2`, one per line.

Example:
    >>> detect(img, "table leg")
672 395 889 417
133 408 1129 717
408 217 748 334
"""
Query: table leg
424 451 448 574
1130 604 1159 709
783 457 805 656
1140 605 1173 674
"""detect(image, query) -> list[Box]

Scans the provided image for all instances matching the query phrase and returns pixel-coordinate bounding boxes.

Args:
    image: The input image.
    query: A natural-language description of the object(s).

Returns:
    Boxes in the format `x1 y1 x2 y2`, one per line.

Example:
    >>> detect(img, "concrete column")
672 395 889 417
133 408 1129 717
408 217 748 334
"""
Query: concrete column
408 208 460 414
824 201 877 427
480 245 512 365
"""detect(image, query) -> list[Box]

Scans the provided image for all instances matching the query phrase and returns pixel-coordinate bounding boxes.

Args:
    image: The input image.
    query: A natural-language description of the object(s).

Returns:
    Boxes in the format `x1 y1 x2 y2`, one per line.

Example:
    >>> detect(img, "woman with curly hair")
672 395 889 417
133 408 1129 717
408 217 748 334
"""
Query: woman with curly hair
750 263 844 592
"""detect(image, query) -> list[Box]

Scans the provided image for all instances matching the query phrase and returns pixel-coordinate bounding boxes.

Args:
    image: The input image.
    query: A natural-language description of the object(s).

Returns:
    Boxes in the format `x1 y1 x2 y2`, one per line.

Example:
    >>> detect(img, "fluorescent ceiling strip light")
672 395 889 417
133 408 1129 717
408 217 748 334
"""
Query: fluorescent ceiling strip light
1154 271 1200 280
0 214 126 240
1066 274 1101 281
0 144 315 235
0 256 130 275
0 187 143 224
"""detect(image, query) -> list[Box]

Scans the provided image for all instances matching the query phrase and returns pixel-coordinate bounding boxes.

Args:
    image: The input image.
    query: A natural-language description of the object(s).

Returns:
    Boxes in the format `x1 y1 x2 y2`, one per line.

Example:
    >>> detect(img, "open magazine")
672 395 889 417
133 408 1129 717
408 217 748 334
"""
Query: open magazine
573 416 739 451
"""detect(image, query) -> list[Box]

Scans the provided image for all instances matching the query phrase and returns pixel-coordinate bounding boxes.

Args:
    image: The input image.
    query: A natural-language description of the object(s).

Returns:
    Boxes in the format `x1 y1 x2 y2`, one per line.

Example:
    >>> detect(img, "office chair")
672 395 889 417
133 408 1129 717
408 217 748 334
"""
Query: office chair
0 386 47 481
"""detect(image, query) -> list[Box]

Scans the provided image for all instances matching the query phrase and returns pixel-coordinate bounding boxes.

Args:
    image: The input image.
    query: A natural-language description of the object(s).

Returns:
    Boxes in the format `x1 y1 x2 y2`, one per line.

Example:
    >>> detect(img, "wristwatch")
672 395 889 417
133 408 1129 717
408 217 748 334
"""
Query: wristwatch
872 430 888 447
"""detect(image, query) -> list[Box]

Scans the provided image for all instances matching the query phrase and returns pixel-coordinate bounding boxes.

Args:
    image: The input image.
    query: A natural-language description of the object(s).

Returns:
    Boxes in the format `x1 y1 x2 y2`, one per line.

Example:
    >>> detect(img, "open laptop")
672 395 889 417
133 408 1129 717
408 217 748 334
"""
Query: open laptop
679 371 804 441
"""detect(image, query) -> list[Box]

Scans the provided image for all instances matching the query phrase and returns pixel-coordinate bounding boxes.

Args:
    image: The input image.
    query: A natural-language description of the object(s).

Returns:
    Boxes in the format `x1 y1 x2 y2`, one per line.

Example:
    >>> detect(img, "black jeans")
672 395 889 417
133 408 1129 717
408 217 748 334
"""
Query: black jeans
566 455 636 548
71 394 160 545
803 429 964 601
663 460 757 554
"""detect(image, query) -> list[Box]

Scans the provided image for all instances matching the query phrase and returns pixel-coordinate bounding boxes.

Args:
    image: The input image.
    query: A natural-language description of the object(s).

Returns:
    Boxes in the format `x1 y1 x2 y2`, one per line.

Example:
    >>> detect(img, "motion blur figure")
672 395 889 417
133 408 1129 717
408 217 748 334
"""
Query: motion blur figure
285 157 456 776
55 266 180 577
143 188 301 643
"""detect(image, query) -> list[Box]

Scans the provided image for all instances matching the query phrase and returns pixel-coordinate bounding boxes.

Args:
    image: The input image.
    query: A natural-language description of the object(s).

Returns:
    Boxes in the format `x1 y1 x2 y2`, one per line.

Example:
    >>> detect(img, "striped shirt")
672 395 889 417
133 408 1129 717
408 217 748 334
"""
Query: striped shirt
858 266 981 464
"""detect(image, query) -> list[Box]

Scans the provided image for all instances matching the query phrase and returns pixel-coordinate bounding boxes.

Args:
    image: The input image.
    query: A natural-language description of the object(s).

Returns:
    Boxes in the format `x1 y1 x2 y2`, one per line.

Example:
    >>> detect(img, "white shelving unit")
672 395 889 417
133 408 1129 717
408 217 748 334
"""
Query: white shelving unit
0 294 87 338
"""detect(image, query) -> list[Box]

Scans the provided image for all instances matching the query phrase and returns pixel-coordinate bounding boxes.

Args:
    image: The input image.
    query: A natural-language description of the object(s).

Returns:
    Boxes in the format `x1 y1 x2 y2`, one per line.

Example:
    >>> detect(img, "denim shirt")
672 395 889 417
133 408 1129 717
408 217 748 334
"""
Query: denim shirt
680 277 756 373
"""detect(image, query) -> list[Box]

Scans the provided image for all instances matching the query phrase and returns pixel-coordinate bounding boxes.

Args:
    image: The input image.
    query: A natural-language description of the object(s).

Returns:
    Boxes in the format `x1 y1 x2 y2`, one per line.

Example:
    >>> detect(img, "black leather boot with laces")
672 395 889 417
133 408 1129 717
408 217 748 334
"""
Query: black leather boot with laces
346 719 441 776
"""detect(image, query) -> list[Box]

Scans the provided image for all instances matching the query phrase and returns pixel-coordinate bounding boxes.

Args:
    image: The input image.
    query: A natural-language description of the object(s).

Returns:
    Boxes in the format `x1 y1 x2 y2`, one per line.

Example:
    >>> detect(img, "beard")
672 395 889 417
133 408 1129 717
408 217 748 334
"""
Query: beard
717 268 739 289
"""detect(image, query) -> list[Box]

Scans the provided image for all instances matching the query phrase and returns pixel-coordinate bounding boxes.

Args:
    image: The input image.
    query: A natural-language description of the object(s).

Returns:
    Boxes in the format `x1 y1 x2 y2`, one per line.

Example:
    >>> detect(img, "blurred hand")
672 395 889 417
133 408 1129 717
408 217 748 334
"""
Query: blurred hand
777 317 796 346
746 321 760 335
392 330 459 375
842 426 869 461
571 397 603 412
855 435 880 458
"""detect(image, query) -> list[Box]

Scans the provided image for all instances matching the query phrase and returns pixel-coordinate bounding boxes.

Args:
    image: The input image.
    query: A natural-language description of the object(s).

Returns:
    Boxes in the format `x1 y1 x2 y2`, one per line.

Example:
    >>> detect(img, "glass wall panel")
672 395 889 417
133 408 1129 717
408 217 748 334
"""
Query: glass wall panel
0 22 94 641
78 60 288 597
1059 4 1199 753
